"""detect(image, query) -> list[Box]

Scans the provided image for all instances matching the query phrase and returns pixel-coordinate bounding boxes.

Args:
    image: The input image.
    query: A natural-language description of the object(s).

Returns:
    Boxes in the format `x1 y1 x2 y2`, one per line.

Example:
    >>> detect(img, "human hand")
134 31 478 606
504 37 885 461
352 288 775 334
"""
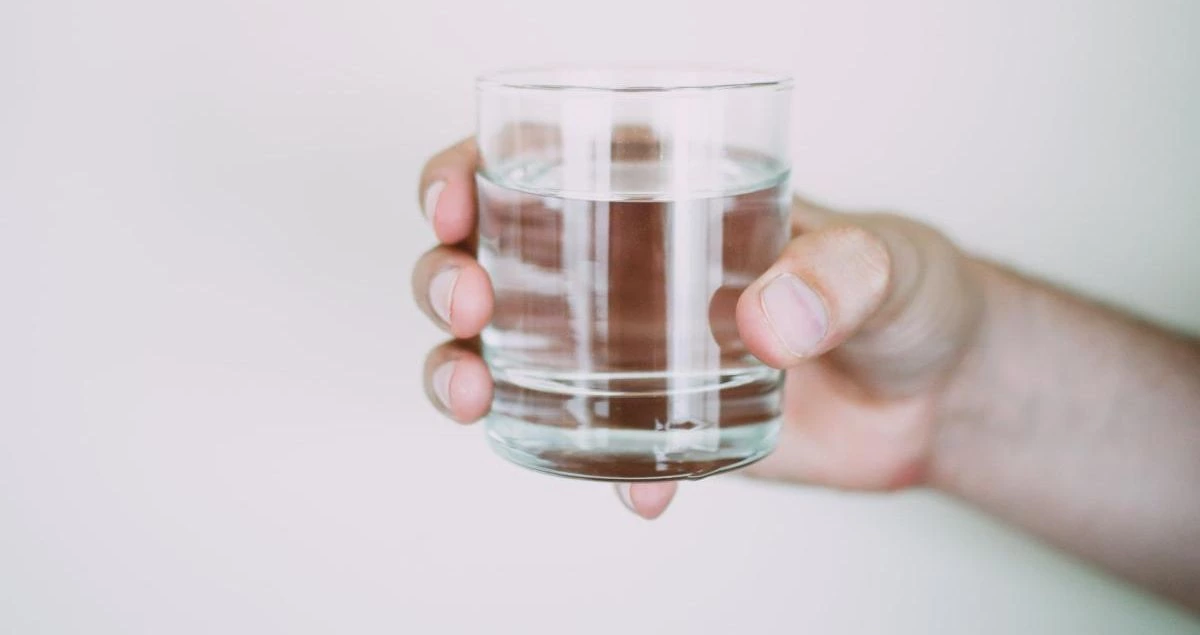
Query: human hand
414 137 983 518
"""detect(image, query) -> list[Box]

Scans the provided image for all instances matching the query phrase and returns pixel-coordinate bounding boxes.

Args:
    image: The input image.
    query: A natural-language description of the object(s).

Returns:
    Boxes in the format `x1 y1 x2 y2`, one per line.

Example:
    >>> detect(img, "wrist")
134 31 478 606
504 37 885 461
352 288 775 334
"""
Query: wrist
926 259 1016 494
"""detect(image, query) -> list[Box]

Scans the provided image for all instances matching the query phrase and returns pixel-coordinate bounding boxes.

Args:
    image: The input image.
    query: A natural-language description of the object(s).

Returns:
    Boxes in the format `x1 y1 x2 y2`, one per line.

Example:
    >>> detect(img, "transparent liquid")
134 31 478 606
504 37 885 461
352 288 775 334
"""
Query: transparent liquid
477 156 789 480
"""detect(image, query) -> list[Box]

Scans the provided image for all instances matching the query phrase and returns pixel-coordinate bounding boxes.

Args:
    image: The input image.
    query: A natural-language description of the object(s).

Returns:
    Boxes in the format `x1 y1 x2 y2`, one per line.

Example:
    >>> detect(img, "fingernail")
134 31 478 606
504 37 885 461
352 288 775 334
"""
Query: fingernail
614 483 637 515
761 273 829 357
432 361 456 410
429 267 459 325
423 180 445 222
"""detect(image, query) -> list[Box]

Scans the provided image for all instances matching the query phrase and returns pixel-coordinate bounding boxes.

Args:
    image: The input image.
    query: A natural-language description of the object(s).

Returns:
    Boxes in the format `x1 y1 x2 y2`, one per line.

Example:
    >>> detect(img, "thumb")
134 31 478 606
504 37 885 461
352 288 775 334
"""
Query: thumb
737 201 982 396
735 222 892 368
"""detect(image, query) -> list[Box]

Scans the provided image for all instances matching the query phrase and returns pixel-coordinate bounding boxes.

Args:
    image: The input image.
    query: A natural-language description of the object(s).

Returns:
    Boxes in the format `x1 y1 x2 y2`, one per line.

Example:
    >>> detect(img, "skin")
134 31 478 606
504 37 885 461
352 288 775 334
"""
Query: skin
414 137 1200 611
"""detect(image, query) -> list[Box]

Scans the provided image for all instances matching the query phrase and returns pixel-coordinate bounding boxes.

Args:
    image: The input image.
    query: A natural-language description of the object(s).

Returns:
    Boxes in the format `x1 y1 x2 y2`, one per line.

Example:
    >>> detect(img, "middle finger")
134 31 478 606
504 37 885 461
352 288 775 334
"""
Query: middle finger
412 244 495 339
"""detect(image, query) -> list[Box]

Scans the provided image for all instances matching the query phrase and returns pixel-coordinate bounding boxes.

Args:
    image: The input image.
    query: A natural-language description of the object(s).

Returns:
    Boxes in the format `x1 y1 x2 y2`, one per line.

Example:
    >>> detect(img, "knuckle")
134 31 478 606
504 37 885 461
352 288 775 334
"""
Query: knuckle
827 225 892 288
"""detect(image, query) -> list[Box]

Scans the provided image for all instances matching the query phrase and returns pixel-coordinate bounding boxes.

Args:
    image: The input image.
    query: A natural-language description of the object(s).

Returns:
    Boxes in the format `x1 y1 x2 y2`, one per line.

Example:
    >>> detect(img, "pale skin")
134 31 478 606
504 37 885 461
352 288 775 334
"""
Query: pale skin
414 138 1200 612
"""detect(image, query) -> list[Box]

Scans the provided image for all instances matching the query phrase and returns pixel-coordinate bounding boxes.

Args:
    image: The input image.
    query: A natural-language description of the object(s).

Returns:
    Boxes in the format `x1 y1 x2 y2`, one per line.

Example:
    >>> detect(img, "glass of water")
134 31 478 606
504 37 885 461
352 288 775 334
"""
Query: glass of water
475 67 792 481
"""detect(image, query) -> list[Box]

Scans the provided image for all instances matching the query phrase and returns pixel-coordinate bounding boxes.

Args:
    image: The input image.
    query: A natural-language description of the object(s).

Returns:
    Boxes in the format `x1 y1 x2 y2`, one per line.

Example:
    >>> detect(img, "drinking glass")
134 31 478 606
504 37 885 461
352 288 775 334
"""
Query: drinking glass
475 67 792 480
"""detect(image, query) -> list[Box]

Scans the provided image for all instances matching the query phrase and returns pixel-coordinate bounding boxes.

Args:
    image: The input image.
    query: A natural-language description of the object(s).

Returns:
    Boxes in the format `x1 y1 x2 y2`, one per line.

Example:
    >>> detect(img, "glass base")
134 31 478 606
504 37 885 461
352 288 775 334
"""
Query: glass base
485 415 781 481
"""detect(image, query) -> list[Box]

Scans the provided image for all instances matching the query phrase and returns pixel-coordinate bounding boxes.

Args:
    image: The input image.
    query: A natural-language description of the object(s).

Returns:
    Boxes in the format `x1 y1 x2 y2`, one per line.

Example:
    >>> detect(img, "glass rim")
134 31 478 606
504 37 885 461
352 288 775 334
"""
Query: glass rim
476 65 793 94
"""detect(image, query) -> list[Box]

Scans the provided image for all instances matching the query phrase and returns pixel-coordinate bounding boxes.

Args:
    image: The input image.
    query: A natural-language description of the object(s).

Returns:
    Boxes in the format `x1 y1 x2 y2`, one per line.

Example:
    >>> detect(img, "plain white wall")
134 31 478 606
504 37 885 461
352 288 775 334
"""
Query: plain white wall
4 0 1199 632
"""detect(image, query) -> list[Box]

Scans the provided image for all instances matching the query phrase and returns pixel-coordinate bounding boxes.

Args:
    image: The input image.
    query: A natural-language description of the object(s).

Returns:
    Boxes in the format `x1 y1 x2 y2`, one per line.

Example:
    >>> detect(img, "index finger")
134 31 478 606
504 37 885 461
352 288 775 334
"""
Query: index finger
419 123 564 246
419 137 481 246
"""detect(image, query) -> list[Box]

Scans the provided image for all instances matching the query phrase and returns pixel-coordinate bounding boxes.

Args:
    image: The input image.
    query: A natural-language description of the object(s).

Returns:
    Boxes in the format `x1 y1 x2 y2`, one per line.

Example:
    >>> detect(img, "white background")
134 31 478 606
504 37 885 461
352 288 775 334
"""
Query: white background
4 0 1199 632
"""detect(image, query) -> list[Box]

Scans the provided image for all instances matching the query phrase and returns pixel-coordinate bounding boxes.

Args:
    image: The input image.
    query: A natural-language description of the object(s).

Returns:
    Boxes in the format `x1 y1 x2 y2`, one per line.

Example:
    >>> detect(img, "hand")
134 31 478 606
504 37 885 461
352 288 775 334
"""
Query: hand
414 137 984 519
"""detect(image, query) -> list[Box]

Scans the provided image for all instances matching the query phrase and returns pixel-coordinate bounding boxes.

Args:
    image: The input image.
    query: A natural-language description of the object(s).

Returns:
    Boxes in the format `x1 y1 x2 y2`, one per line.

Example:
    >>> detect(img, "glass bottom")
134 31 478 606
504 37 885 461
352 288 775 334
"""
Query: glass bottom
485 415 781 481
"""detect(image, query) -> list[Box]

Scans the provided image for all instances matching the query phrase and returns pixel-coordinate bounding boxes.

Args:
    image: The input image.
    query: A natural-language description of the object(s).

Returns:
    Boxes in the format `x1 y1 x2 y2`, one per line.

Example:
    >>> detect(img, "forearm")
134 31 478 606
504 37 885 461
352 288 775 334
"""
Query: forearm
932 261 1200 610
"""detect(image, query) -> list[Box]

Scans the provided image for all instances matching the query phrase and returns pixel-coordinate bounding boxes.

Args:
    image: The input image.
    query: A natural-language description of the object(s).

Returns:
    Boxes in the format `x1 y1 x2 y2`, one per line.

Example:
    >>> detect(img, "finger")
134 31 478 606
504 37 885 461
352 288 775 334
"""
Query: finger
418 137 480 245
614 482 678 520
412 245 494 339
422 339 494 423
736 224 892 368
828 213 982 396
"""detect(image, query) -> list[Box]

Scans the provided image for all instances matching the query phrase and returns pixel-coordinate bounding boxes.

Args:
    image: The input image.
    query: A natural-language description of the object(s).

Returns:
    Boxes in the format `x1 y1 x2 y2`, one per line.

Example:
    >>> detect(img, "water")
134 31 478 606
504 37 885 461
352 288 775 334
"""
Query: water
476 156 790 480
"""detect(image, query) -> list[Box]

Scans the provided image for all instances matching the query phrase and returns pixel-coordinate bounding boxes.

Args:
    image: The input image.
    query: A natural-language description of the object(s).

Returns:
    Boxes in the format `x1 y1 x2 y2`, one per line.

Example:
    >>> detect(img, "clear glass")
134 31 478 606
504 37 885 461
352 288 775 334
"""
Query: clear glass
475 66 792 480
